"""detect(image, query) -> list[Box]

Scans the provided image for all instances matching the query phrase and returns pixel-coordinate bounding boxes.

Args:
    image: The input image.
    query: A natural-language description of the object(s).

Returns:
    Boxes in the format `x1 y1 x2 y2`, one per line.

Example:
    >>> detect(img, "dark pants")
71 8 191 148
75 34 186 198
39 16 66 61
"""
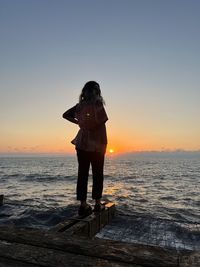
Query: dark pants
76 149 105 201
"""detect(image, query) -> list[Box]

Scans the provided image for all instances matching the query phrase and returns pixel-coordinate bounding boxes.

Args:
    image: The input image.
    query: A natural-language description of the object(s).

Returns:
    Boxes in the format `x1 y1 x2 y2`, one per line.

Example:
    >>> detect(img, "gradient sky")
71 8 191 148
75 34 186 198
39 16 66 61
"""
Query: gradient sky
1 0 200 154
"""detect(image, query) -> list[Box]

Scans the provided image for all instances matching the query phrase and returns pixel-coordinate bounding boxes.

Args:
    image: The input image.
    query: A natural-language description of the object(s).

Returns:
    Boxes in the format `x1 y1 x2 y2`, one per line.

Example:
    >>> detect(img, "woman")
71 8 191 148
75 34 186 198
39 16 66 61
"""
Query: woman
63 81 108 216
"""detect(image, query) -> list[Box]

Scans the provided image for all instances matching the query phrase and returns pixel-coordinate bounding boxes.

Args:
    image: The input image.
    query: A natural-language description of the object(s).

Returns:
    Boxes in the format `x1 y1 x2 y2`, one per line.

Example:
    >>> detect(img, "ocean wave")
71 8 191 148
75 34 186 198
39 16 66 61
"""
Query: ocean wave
1 173 23 179
159 196 177 201
0 204 78 229
1 155 199 233
22 174 77 182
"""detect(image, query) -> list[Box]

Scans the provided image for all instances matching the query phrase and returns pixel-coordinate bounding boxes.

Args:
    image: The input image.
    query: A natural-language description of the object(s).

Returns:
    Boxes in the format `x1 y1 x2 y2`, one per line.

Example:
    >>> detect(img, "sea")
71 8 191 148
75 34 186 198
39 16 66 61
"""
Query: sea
0 152 200 250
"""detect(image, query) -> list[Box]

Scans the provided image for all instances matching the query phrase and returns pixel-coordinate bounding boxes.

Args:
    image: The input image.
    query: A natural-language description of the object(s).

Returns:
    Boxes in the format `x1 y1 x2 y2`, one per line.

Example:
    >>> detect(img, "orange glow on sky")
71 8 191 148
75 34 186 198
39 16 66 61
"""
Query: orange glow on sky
1 1 200 155
1 126 200 155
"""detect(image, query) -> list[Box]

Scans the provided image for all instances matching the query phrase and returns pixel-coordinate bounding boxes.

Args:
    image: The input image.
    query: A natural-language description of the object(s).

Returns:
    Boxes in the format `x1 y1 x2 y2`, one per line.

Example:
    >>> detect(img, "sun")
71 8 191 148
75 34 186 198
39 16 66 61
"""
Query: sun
109 148 114 153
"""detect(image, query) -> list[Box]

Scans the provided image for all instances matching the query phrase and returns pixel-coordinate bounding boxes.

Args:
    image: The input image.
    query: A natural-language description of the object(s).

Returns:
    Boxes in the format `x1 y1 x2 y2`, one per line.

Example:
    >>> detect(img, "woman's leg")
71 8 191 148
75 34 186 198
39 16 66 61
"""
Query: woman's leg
76 150 90 201
91 151 105 200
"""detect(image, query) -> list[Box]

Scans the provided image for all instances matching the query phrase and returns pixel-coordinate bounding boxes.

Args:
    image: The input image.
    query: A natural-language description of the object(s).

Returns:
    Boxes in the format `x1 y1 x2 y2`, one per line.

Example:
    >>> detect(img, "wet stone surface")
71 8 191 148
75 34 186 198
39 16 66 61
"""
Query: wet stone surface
96 213 200 251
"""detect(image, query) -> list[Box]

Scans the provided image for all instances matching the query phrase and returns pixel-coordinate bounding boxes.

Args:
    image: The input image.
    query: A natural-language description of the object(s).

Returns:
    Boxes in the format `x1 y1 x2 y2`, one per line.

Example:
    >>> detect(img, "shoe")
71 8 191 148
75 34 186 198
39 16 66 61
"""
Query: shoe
78 204 92 216
93 203 105 212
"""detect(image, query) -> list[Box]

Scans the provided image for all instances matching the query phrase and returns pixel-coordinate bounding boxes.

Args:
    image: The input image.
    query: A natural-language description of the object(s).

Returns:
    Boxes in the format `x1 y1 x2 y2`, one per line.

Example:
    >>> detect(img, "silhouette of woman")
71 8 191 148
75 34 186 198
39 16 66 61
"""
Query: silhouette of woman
63 81 108 216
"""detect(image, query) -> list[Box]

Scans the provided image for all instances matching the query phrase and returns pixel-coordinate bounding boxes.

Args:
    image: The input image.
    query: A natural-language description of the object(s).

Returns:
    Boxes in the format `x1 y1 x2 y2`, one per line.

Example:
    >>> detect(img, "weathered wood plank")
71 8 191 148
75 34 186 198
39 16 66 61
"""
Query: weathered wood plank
0 240 140 267
0 256 38 267
179 251 200 267
49 215 80 233
50 202 115 238
50 213 100 237
61 213 99 237
0 225 180 267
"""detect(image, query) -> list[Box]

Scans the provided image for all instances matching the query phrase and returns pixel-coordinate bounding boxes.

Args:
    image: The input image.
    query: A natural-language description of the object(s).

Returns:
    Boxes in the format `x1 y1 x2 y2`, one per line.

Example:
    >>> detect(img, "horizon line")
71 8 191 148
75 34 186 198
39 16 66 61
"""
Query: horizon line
0 149 200 157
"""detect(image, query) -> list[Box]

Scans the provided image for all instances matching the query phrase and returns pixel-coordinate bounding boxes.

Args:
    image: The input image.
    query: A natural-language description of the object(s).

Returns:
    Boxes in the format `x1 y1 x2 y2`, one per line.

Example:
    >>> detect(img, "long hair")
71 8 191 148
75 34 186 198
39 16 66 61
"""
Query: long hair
79 81 105 104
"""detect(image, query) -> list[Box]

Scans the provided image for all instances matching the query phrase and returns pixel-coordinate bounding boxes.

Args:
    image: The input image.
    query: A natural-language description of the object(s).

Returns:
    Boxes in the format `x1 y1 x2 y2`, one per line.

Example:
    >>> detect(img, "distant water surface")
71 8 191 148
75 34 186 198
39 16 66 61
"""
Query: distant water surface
0 153 199 228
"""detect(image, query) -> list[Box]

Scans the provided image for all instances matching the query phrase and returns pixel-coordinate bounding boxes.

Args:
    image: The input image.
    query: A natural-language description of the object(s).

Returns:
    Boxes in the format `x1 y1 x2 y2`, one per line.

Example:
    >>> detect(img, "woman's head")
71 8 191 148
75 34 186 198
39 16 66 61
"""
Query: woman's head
79 81 105 104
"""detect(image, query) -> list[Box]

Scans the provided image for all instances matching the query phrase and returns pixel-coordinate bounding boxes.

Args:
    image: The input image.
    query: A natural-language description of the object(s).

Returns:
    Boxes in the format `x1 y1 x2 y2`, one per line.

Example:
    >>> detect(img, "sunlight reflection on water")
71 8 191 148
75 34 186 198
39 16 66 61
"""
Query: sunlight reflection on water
0 154 200 222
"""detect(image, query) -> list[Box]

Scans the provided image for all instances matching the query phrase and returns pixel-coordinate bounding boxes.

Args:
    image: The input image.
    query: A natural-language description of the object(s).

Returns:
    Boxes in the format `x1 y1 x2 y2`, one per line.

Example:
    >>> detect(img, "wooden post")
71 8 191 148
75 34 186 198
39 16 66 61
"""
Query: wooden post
179 251 200 267
49 202 115 238
0 195 4 206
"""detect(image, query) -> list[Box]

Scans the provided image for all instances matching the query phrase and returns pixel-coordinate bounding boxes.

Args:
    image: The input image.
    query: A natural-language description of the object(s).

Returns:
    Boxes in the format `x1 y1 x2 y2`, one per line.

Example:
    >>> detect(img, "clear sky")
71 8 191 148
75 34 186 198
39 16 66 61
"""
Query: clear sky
1 0 200 154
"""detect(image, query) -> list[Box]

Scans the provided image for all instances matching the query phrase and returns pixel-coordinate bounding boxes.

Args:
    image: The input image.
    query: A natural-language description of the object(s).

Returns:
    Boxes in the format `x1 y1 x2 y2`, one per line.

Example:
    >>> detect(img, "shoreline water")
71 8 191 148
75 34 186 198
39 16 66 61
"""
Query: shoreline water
0 154 199 250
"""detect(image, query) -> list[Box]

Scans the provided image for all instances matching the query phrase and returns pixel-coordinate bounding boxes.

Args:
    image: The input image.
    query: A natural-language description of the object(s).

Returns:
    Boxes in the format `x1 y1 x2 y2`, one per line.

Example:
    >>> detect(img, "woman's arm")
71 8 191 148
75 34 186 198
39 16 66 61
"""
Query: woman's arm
62 105 78 125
